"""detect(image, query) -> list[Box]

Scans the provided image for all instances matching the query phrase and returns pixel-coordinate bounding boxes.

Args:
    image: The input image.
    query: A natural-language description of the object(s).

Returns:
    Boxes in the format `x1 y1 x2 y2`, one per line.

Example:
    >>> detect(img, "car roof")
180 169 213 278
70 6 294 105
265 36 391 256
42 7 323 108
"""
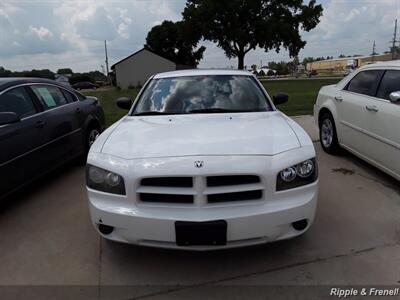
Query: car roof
153 69 253 79
0 77 71 92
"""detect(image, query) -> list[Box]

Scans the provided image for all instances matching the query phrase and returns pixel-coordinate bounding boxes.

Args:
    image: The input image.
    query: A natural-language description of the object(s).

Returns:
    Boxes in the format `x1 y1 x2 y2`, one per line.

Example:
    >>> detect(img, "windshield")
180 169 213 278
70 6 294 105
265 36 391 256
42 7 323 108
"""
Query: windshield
132 75 272 115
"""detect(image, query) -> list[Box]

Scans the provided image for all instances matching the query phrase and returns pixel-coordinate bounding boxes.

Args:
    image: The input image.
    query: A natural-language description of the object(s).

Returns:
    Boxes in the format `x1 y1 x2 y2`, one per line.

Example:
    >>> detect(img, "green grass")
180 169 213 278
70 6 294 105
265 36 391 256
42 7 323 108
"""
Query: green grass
85 88 139 127
262 79 339 116
84 78 340 127
262 78 340 116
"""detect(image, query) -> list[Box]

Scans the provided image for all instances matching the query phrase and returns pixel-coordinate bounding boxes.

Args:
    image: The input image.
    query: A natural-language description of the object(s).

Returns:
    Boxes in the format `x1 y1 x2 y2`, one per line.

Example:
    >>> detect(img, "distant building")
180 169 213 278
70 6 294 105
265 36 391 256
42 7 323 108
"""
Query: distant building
306 53 399 72
55 74 71 86
111 48 194 89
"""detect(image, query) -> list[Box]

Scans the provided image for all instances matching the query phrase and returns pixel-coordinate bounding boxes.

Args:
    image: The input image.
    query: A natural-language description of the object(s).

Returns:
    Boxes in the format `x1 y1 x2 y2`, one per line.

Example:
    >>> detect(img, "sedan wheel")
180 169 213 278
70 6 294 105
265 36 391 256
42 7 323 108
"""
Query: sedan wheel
321 119 333 148
319 112 341 154
88 128 100 148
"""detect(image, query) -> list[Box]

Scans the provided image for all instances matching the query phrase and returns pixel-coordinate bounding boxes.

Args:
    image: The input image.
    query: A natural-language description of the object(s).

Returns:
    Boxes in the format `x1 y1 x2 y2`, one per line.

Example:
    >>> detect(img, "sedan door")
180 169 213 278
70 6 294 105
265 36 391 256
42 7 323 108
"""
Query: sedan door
0 86 49 195
336 70 384 157
360 70 400 176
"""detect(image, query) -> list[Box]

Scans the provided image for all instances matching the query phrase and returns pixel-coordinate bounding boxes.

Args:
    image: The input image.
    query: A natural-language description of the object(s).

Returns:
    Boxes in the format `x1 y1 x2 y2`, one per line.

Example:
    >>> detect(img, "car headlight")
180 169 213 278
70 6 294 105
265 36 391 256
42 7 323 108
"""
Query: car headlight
86 164 126 195
276 158 318 191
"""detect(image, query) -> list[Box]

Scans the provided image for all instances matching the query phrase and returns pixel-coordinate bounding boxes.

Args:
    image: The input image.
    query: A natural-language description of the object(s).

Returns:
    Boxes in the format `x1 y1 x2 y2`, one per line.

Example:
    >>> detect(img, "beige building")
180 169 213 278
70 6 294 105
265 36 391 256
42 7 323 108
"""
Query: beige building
111 48 193 89
306 53 398 72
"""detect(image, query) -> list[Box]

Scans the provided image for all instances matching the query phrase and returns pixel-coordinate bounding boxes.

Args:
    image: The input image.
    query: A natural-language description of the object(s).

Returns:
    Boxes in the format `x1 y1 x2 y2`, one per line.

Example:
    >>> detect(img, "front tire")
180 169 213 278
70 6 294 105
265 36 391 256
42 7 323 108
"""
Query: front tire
319 112 341 154
86 126 100 152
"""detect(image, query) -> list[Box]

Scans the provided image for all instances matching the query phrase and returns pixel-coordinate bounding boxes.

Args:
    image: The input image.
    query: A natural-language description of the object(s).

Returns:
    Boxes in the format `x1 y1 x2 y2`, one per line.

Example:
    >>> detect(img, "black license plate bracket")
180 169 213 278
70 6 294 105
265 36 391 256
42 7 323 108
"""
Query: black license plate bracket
175 220 227 246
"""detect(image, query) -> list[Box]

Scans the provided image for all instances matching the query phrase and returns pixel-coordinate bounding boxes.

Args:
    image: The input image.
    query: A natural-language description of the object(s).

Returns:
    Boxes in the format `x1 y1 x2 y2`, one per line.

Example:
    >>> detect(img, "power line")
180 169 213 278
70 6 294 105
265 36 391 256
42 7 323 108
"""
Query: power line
104 40 110 83
371 40 376 62
391 19 399 59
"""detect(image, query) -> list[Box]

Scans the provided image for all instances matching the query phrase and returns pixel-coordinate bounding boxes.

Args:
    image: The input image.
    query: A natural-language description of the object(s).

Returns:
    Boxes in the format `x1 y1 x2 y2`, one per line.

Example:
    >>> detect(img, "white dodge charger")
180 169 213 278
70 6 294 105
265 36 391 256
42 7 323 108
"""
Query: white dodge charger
86 70 318 250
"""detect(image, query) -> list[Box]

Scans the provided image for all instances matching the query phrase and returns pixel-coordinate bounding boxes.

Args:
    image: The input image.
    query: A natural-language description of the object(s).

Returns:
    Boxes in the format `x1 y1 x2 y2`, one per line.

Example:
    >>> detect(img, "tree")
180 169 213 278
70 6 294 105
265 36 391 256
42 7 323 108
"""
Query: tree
302 57 315 66
183 0 323 69
267 61 290 75
70 74 93 85
0 67 13 77
57 68 73 74
267 69 275 76
145 20 205 67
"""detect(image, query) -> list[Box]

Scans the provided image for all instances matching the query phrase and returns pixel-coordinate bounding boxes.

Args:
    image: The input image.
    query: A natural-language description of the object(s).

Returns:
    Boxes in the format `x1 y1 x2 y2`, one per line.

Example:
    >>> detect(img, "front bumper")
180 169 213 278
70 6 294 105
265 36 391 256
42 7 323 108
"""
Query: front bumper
89 184 317 250
87 148 318 250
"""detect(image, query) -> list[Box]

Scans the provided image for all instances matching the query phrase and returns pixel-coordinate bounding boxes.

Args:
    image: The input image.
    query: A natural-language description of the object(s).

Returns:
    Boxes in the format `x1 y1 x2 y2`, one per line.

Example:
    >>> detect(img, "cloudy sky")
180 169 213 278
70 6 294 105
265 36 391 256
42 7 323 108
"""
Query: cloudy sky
0 0 399 73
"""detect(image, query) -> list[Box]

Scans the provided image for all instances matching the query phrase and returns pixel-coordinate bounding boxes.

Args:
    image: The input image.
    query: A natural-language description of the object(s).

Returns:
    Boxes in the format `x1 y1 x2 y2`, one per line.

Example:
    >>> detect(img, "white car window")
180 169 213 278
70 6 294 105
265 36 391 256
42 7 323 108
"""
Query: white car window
345 70 383 96
376 70 400 100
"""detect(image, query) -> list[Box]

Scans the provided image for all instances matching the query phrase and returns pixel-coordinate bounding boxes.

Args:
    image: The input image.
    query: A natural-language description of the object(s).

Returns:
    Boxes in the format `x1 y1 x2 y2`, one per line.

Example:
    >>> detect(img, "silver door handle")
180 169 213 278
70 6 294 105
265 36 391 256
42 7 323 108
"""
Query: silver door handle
365 105 379 112
334 96 343 102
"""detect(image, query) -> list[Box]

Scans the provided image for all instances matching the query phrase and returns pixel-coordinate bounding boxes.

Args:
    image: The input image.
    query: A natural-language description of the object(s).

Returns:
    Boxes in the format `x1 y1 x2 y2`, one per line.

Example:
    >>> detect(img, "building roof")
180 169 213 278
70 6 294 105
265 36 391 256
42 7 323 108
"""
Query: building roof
153 69 253 79
111 47 181 69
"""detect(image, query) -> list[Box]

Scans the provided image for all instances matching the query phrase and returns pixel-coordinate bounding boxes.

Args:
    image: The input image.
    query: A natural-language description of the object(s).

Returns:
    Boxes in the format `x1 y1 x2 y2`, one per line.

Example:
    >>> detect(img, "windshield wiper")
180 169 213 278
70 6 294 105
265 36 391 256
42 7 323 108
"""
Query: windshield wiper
188 108 256 114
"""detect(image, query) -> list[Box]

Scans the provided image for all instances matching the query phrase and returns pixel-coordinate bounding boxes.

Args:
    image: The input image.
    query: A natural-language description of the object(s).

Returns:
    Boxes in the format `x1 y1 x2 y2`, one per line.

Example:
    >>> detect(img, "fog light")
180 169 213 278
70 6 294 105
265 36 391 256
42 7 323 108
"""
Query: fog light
292 219 308 231
98 224 114 235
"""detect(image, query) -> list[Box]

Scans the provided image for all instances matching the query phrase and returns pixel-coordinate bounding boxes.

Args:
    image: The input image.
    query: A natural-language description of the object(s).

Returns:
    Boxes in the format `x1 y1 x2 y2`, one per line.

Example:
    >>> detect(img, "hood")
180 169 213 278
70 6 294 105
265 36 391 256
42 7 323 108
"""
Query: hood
100 112 300 159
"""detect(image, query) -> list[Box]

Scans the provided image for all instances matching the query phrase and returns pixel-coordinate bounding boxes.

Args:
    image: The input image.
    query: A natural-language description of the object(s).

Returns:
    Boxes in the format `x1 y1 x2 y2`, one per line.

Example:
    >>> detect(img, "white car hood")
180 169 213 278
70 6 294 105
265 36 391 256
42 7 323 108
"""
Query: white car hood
100 112 301 159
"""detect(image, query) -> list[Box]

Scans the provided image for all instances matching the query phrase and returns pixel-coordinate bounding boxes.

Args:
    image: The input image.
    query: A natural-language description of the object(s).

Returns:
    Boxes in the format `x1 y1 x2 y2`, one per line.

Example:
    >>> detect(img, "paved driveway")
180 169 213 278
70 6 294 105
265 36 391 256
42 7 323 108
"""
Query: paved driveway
1 116 399 299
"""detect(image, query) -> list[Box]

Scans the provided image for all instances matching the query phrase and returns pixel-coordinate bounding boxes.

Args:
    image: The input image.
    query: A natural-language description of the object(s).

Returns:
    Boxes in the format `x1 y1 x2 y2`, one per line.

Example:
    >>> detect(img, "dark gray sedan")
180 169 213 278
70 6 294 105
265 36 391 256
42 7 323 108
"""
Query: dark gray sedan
0 78 105 199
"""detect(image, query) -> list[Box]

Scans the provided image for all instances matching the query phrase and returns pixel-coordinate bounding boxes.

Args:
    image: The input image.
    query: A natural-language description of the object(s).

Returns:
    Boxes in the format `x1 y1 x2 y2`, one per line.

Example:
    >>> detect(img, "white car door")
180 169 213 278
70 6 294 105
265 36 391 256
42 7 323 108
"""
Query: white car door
360 69 400 176
337 70 384 157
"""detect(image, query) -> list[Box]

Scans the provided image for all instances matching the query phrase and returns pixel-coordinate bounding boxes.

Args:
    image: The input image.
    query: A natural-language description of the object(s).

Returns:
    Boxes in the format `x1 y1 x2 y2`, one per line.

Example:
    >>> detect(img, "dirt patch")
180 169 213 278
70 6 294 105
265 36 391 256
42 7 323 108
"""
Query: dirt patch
331 168 355 175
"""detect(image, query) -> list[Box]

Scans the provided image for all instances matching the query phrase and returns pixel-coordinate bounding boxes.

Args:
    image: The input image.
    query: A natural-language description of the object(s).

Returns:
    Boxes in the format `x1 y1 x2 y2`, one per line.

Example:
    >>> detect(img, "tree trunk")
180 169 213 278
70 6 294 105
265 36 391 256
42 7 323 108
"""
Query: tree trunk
237 52 245 69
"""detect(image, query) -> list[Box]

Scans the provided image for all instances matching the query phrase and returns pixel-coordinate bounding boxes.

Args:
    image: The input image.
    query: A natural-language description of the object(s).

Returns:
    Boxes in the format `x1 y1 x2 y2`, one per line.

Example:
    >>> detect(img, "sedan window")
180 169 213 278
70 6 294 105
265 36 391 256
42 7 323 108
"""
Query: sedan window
133 75 271 115
31 85 68 110
61 89 78 103
345 70 383 96
0 87 37 118
376 70 400 100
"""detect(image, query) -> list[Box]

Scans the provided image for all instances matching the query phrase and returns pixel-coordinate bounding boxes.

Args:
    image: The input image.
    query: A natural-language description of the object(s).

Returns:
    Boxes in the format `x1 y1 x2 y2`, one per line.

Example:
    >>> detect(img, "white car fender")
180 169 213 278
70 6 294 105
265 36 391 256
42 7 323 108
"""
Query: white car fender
315 86 339 126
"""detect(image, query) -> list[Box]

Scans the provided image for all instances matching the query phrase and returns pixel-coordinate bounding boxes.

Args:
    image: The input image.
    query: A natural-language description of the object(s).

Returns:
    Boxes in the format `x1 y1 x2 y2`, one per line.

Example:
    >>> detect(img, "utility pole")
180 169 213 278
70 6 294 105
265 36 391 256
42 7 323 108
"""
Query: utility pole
104 40 109 84
391 19 398 59
371 40 376 62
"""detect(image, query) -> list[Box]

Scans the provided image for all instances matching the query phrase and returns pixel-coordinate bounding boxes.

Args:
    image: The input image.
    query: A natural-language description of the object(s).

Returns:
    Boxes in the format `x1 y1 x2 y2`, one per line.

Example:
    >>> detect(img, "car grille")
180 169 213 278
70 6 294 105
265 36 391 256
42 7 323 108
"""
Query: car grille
137 175 263 205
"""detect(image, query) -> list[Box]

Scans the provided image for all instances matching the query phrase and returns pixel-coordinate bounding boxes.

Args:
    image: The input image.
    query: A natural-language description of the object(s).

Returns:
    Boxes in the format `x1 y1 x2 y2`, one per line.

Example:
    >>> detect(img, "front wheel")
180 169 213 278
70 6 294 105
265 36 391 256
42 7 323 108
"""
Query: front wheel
86 127 100 151
319 112 341 154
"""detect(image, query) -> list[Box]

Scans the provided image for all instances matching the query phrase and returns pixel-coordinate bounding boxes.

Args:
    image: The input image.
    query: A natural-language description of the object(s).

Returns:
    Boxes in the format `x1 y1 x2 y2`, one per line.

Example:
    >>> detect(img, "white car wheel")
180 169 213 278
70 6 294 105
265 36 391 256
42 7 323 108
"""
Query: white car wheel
321 118 333 148
319 112 341 154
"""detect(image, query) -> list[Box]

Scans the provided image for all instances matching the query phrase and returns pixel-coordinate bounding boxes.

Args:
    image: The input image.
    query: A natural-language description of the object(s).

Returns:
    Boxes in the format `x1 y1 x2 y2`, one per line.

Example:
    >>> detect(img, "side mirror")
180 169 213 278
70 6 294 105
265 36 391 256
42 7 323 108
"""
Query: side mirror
0 112 20 126
389 91 400 103
272 92 289 105
116 97 132 110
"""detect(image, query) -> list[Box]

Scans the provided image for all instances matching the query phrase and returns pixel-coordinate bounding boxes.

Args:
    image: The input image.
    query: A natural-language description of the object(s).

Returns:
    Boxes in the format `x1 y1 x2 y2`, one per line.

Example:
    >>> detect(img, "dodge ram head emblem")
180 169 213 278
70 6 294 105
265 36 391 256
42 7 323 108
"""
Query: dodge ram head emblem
194 161 204 168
